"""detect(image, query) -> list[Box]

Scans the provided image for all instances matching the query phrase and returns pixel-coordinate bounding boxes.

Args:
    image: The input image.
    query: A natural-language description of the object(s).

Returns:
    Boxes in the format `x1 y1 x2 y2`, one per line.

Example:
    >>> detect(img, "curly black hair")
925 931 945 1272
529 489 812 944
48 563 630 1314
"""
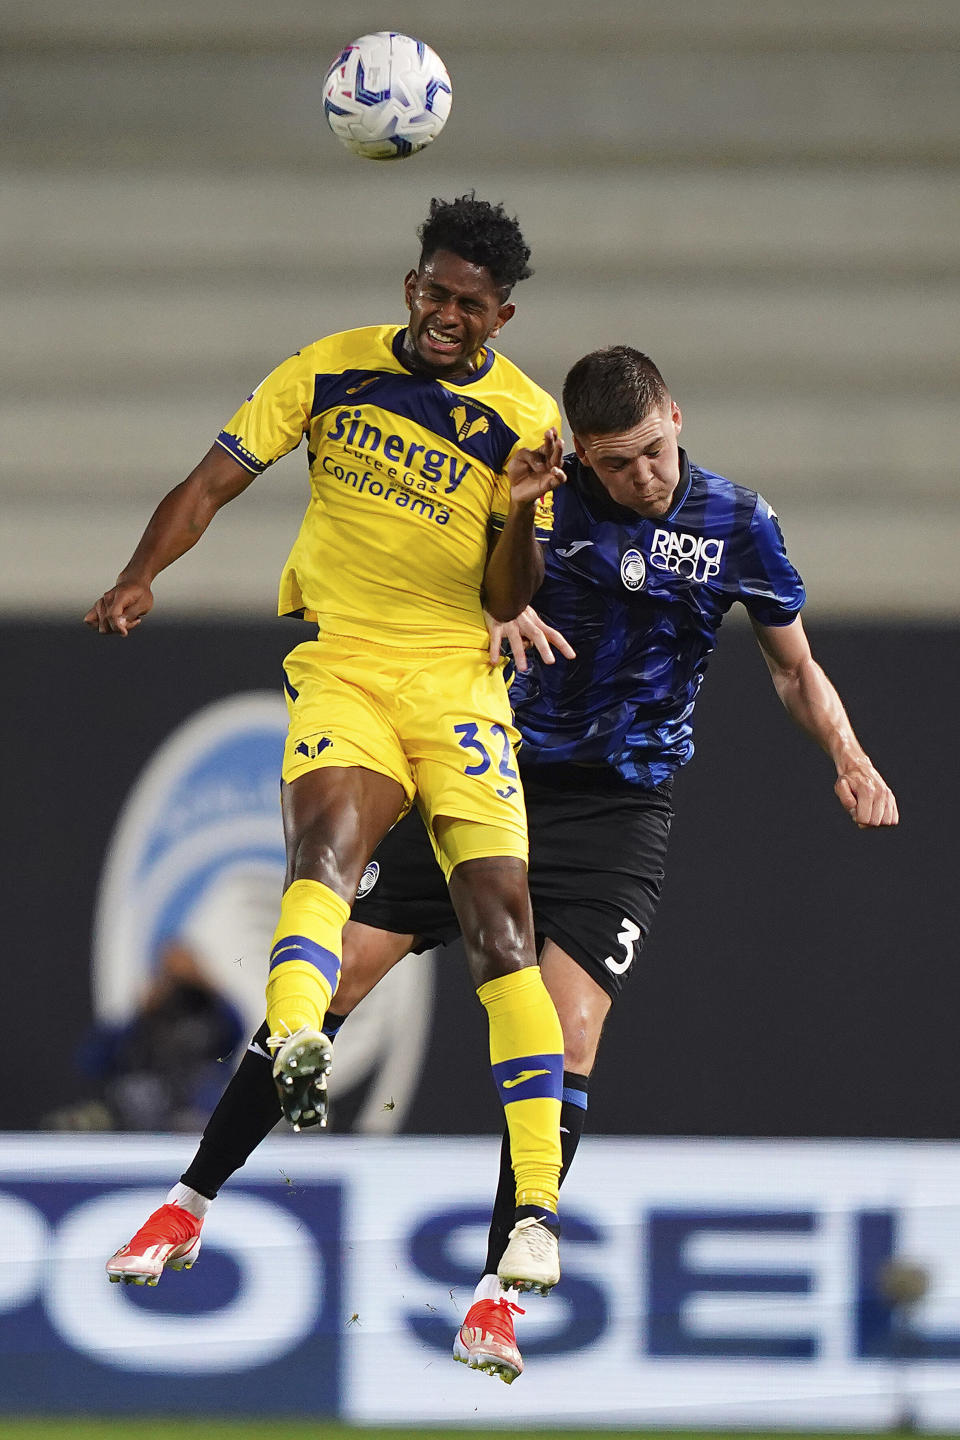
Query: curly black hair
417 192 533 296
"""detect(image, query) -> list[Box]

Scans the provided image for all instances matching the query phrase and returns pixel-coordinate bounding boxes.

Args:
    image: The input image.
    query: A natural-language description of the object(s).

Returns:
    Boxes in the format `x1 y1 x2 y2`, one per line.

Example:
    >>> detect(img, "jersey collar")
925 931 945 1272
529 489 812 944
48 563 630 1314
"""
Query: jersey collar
666 449 692 519
391 327 496 386
573 456 638 524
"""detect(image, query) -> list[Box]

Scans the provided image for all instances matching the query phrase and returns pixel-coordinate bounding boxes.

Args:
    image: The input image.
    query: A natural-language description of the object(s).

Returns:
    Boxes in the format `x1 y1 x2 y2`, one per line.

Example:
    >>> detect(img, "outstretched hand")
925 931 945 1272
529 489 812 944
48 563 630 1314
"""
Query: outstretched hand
485 605 576 672
84 580 154 636
834 756 899 828
507 427 566 506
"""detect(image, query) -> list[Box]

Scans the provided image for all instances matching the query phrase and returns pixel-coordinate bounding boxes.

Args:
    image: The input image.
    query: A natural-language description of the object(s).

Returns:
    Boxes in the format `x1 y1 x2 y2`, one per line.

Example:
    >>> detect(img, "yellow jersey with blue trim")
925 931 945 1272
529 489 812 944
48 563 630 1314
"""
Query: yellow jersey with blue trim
215 324 560 650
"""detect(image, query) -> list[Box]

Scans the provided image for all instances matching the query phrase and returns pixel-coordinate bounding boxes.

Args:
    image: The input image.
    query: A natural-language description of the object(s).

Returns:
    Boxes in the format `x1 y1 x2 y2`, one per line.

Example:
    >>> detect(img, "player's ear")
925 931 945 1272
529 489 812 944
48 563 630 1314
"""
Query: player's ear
671 400 682 436
490 301 516 338
572 433 588 463
403 268 419 309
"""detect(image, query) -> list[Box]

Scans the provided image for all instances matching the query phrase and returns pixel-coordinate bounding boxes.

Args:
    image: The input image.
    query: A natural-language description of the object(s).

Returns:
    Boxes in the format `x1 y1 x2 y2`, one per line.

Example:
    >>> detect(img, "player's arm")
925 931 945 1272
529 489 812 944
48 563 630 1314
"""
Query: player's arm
750 613 899 827
84 445 256 635
482 427 565 622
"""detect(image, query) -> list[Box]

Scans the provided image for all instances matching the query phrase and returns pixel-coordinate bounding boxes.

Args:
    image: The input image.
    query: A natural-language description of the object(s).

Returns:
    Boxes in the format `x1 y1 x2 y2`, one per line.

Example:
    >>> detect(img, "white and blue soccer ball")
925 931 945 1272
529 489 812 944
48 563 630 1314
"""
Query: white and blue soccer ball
323 32 452 160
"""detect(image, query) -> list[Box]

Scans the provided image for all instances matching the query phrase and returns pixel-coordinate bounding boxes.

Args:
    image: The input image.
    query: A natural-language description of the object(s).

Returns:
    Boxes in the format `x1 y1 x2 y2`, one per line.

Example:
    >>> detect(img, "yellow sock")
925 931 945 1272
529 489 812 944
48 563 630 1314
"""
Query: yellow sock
265 879 351 1041
478 967 563 1213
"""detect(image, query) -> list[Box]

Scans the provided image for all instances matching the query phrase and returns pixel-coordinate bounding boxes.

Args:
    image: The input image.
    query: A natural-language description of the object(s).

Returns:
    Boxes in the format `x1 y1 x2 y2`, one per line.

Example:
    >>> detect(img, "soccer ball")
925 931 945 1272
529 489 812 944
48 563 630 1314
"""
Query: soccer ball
322 32 452 160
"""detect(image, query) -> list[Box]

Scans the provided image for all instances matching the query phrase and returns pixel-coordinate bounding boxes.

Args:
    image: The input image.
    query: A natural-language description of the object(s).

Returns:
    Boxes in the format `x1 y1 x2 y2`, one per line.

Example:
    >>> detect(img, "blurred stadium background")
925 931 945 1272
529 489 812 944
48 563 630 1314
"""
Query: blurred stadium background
2 0 959 1433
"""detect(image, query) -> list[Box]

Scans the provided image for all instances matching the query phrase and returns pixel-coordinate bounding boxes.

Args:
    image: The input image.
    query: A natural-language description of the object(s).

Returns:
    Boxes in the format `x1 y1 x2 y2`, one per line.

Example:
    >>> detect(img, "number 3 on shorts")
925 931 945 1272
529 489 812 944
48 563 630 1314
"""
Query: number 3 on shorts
453 722 518 780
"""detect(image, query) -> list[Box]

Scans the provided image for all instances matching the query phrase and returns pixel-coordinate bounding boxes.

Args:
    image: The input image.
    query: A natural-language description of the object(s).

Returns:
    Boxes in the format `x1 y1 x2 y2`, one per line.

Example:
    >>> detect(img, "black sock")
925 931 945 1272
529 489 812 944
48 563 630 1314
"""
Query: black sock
482 1069 589 1275
180 1014 347 1198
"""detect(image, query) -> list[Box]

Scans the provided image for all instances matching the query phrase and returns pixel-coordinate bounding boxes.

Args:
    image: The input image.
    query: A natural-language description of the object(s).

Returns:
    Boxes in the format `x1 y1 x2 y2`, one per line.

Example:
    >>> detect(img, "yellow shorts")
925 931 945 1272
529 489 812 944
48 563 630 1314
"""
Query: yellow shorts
281 632 528 871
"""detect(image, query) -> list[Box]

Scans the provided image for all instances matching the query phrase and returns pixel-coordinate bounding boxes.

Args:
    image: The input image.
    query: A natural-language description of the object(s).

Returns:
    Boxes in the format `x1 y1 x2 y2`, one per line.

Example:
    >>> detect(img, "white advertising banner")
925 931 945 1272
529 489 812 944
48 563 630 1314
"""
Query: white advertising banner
2 1134 960 1429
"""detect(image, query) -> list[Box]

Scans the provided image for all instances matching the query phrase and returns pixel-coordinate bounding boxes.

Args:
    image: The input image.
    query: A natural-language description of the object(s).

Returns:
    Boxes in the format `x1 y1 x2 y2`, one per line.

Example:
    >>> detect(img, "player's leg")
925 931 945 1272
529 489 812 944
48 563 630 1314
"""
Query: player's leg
409 651 564 1296
457 769 673 1380
481 945 610 1267
445 846 563 1296
190 916 416 1188
267 635 420 1125
105 920 413 1285
456 944 609 1380
105 804 456 1286
270 794 460 1128
266 764 407 1127
454 949 614 1381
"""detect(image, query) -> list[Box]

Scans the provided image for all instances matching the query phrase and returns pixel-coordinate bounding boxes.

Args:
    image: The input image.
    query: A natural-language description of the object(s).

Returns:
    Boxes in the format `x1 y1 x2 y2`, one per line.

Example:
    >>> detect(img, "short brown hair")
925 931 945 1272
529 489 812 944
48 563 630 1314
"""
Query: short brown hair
563 346 669 436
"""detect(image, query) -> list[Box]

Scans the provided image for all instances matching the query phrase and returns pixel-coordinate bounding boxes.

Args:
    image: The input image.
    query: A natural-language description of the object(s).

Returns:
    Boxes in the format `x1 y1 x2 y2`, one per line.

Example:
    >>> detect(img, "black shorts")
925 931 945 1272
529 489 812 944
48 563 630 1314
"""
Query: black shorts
354 764 674 1002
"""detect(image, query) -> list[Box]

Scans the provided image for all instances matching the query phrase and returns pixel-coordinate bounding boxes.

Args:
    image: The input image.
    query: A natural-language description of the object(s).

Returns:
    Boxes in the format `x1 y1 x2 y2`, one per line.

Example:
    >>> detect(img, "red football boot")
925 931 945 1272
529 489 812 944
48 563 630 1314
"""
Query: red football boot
453 1296 525 1384
106 1202 203 1286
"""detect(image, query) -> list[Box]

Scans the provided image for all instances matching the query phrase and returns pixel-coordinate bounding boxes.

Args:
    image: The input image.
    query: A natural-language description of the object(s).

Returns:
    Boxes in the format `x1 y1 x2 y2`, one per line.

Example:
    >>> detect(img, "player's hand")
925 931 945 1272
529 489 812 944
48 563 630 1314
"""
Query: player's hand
507 428 566 507
485 605 576 672
84 579 154 636
834 757 899 828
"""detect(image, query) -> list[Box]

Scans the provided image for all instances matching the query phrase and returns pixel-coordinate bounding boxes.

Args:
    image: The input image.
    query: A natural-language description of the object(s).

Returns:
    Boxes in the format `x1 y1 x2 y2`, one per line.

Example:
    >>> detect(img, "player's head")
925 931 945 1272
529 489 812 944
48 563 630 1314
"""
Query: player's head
402 194 532 379
564 346 684 519
417 193 533 295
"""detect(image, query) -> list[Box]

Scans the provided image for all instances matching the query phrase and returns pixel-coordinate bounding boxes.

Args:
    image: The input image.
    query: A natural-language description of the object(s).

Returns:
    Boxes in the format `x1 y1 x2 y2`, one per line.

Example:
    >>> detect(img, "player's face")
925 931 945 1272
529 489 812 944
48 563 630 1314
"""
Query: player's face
401 249 515 379
574 401 683 518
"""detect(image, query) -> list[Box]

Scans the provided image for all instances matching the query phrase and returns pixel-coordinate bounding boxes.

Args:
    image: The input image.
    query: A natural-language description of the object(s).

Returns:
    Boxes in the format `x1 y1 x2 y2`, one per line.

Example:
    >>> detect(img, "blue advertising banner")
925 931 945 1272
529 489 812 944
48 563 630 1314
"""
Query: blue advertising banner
0 1163 343 1415
4 1135 960 1430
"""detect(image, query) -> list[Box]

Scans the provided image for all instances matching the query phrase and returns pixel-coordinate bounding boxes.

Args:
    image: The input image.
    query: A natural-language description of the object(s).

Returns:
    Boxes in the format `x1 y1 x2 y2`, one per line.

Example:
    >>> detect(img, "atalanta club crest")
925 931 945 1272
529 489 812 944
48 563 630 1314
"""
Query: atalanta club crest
620 548 647 591
355 861 380 898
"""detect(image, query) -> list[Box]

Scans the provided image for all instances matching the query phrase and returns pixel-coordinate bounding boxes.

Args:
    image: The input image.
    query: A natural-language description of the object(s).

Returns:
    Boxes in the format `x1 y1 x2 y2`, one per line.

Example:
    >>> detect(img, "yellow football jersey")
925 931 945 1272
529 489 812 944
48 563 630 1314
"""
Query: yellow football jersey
216 325 560 649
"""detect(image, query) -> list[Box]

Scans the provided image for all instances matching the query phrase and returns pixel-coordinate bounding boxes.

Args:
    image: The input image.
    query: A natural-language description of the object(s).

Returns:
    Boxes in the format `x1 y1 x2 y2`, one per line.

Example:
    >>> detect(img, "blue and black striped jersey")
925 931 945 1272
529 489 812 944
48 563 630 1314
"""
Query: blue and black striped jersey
513 450 806 788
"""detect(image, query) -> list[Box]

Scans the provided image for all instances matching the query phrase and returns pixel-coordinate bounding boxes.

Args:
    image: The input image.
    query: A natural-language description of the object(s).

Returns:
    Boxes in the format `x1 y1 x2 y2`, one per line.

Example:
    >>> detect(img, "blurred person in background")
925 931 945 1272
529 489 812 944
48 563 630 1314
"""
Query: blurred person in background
47 940 244 1133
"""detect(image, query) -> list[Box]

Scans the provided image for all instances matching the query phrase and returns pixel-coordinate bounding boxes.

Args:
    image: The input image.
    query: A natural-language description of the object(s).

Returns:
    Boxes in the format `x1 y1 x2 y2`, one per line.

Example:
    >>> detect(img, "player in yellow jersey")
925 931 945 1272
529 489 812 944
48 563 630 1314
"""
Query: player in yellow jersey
87 195 565 1293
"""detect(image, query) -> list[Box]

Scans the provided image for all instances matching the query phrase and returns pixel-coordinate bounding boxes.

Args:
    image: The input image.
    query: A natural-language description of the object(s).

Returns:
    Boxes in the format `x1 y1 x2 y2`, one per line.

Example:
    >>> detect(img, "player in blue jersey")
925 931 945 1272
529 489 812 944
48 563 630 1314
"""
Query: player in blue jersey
106 346 897 1382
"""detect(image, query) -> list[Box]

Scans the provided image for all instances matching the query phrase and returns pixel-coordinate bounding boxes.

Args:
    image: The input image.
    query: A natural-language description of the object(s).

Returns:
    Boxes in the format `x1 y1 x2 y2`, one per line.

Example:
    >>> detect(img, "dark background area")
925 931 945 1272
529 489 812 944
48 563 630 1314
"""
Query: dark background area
3 617 954 1138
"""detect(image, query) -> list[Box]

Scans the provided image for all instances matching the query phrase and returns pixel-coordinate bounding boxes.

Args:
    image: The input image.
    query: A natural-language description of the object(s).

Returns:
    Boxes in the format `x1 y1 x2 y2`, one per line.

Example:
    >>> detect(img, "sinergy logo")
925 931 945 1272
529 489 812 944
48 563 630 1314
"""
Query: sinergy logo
91 693 433 1131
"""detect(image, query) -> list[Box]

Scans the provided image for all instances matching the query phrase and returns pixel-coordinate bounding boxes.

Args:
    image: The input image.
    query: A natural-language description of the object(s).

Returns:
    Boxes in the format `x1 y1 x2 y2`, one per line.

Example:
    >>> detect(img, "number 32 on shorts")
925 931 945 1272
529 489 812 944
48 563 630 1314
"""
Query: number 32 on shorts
453 721 518 797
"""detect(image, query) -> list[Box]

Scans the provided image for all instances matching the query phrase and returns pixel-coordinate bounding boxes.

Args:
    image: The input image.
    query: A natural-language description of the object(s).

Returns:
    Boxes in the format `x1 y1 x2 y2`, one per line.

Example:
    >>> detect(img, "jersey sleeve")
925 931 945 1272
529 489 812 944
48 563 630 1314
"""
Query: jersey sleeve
489 396 563 541
738 495 806 625
215 349 316 475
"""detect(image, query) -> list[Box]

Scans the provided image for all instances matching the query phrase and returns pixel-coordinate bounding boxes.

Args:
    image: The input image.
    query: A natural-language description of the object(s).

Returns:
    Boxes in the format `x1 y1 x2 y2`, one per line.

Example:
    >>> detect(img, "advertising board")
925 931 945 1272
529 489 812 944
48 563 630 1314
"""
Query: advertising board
3 1135 960 1429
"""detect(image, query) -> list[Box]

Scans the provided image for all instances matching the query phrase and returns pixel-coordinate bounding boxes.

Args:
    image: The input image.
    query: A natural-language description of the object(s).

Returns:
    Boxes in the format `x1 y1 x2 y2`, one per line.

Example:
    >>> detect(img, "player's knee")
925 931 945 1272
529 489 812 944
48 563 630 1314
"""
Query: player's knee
562 1026 599 1075
559 1007 604 1074
450 860 536 985
288 833 349 893
334 923 403 1012
465 913 535 987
